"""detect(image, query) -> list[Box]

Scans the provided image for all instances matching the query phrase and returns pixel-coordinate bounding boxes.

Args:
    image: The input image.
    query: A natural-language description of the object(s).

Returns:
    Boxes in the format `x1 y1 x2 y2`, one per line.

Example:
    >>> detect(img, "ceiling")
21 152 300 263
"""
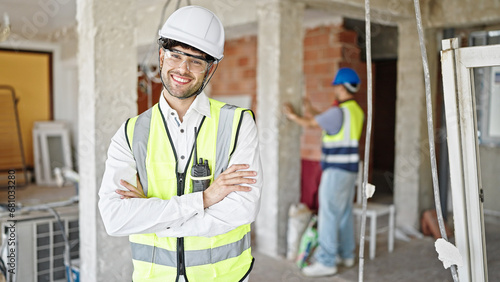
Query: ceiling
0 0 175 41
1 0 76 39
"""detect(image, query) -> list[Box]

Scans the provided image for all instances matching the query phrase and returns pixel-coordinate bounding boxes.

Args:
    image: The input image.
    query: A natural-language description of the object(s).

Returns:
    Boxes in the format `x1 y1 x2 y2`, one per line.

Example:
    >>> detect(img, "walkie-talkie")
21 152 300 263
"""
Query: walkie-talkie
191 127 211 192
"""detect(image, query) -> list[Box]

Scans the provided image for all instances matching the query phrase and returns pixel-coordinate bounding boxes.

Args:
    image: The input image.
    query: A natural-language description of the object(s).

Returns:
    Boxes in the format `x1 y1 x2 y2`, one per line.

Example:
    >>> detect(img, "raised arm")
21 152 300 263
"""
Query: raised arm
283 102 320 129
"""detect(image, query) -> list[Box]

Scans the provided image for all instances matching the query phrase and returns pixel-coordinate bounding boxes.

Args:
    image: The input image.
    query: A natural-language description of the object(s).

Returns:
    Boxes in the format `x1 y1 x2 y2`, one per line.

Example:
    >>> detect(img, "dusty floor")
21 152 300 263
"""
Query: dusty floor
250 228 499 282
1 184 499 282
250 212 500 282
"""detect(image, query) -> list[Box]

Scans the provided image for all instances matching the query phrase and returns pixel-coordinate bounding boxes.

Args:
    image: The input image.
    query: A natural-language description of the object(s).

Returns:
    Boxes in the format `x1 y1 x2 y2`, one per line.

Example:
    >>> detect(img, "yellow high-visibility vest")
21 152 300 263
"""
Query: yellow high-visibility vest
125 99 254 282
321 100 364 172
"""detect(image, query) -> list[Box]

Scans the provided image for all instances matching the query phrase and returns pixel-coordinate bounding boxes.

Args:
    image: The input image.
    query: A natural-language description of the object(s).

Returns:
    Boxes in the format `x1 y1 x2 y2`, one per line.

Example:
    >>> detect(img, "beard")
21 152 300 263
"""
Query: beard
161 69 204 100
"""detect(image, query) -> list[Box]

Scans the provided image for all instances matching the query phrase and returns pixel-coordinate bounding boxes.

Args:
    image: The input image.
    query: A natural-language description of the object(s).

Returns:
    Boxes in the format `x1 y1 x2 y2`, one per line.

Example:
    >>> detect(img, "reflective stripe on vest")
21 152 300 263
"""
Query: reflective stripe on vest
321 100 364 172
125 99 255 282
131 230 251 268
214 104 238 179
131 108 153 195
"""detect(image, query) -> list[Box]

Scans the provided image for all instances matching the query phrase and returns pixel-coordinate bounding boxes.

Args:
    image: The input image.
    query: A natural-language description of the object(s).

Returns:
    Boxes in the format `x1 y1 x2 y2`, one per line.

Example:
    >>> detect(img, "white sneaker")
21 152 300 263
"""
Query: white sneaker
336 256 356 267
341 258 355 267
302 262 338 277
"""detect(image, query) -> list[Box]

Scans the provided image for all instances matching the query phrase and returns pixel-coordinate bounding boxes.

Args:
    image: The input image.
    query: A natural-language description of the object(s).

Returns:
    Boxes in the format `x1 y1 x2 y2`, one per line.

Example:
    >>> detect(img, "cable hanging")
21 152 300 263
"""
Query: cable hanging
357 0 373 281
138 0 192 108
359 1 459 281
412 0 459 281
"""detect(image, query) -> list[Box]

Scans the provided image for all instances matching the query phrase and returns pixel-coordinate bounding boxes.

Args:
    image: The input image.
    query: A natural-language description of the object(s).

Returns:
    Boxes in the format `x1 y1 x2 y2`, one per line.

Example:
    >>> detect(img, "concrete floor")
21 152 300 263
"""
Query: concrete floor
250 214 500 282
2 184 499 282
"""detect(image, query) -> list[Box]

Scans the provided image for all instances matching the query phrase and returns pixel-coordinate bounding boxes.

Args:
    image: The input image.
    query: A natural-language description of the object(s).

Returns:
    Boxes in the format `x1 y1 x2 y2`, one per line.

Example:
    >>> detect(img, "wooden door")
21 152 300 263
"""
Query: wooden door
0 49 52 170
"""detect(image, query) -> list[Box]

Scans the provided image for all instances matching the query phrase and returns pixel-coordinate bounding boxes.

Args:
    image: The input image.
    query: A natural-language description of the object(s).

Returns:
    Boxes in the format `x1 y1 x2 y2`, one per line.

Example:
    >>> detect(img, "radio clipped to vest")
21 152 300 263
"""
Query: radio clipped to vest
191 127 211 192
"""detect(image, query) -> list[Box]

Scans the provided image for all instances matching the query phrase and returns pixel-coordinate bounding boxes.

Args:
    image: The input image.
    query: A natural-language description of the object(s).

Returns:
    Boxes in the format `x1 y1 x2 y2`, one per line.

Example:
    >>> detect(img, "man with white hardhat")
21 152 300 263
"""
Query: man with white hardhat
284 68 365 277
99 6 262 282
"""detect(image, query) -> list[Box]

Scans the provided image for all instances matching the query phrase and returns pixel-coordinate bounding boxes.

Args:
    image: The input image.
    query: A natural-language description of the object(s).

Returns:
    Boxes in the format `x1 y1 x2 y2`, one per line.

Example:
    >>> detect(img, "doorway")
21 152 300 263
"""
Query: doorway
0 49 52 182
371 59 397 202
343 19 398 203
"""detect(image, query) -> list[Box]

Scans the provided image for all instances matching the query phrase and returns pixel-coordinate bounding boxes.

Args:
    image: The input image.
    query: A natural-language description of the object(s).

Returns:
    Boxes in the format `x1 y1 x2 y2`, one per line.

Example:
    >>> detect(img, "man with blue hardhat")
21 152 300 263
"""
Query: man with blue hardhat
284 67 365 277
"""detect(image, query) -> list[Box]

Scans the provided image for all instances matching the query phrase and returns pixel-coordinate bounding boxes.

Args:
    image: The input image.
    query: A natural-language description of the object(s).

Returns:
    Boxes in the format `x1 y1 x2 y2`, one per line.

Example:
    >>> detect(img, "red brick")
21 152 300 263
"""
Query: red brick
305 77 323 91
303 64 315 74
243 69 256 78
305 128 322 138
238 57 249 67
226 82 240 92
304 34 329 47
322 77 334 87
343 46 360 62
313 63 330 74
305 26 326 37
324 46 343 59
224 45 237 56
303 133 320 145
304 49 318 61
245 56 256 67
338 30 358 45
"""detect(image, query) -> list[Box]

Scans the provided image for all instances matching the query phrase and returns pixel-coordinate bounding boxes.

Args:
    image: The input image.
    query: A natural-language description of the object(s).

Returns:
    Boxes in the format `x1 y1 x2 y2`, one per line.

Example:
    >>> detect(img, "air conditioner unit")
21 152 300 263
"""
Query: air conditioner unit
1 205 79 282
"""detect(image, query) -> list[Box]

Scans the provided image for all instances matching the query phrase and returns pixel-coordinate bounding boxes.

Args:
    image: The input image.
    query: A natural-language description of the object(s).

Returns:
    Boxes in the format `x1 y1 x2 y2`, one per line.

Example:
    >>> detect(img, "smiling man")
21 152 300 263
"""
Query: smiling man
161 46 210 100
98 6 262 282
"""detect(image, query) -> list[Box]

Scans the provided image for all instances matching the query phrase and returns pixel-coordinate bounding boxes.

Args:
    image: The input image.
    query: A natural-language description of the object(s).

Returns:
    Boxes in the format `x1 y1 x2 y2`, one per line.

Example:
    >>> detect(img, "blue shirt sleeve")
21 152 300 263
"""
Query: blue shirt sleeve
314 107 343 135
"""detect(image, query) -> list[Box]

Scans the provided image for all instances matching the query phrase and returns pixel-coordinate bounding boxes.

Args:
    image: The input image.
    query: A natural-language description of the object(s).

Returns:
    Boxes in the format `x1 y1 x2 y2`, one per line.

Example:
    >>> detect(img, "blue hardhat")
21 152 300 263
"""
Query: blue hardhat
332 68 361 93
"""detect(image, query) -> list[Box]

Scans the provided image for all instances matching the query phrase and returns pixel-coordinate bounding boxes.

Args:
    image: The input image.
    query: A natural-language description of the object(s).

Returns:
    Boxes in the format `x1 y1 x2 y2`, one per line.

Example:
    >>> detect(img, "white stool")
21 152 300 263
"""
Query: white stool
353 202 395 259
353 162 395 260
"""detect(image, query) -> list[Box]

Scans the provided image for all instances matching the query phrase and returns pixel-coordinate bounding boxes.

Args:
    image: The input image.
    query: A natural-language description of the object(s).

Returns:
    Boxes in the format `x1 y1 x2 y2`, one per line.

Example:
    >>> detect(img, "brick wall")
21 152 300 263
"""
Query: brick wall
302 24 368 161
210 36 258 112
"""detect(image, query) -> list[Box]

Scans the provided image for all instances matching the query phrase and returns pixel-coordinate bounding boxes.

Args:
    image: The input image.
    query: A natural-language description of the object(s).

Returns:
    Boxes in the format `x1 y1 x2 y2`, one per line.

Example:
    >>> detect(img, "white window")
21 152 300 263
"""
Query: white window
441 37 500 282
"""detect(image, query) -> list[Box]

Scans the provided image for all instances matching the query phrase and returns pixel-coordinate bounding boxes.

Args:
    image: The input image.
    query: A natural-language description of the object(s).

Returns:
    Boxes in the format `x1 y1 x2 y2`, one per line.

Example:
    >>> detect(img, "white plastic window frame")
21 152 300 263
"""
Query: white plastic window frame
33 122 73 186
441 38 500 282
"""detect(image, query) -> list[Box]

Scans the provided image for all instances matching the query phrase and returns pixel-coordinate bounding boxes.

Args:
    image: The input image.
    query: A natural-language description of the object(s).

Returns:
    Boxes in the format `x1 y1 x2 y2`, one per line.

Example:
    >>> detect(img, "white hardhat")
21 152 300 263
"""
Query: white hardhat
159 6 225 61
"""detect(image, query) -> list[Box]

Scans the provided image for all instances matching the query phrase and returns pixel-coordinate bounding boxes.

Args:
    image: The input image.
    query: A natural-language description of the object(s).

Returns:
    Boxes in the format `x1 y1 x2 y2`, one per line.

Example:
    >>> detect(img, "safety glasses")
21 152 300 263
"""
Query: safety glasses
163 49 211 74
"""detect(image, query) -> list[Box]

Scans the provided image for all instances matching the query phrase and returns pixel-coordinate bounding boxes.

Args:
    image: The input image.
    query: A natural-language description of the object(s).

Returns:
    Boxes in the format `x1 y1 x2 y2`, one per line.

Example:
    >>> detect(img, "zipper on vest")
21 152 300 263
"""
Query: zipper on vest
176 172 187 280
177 172 185 196
178 237 185 277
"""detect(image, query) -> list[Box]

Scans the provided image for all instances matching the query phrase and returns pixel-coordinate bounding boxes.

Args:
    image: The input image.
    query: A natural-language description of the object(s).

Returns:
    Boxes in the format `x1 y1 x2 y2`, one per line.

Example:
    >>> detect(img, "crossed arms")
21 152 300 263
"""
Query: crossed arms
98 113 262 238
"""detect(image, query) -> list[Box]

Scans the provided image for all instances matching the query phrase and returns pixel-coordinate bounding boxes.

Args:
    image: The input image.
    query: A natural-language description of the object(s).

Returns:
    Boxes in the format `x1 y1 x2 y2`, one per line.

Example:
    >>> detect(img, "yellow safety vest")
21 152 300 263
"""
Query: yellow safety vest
321 100 364 172
125 99 254 282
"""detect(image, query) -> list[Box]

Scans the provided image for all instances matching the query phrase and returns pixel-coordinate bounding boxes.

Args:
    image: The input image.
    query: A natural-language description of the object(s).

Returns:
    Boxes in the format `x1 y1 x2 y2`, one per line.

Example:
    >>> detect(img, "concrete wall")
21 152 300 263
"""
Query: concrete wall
422 0 500 28
393 18 427 229
255 0 305 257
76 0 137 280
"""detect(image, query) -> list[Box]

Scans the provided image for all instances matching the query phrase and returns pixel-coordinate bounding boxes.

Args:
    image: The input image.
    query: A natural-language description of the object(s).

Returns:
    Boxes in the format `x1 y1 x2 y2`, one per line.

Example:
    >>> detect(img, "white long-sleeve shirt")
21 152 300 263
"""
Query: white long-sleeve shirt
98 92 262 238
